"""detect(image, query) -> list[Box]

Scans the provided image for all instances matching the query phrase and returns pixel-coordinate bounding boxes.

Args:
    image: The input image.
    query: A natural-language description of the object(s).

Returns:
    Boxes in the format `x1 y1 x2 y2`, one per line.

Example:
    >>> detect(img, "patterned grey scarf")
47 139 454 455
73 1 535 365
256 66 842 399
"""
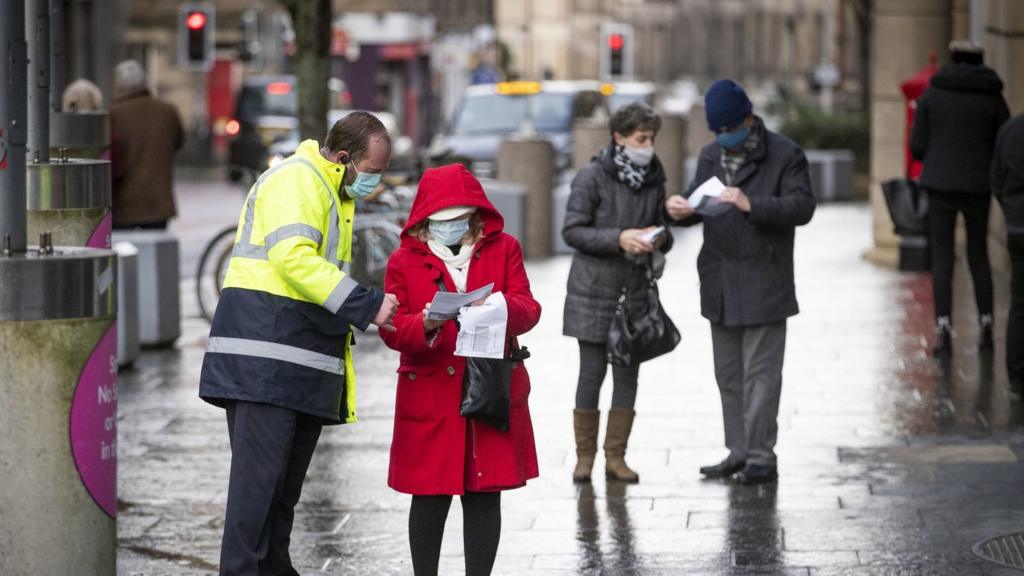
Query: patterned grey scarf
612 144 649 190
720 120 762 185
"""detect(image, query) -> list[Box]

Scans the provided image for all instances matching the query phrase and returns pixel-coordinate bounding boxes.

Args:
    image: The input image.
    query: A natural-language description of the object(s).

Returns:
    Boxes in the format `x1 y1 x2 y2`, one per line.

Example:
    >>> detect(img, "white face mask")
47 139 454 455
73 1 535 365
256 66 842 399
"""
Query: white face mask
624 145 655 167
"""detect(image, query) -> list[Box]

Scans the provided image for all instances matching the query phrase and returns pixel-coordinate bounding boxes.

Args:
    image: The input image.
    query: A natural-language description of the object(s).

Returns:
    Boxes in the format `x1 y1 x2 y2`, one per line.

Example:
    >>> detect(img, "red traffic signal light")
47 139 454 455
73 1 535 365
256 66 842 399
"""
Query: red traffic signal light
607 33 624 51
186 11 207 30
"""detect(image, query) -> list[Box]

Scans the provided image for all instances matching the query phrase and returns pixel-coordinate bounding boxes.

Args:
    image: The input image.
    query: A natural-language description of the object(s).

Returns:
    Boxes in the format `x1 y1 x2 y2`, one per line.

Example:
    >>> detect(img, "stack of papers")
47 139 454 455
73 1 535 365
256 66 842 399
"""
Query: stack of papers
689 176 732 217
426 283 494 320
455 292 508 360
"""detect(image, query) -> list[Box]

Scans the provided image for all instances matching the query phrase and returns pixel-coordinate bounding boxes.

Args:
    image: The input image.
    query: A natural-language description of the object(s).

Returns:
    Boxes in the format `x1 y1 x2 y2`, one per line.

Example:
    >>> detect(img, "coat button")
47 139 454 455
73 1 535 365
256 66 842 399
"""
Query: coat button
408 373 417 381
447 366 455 376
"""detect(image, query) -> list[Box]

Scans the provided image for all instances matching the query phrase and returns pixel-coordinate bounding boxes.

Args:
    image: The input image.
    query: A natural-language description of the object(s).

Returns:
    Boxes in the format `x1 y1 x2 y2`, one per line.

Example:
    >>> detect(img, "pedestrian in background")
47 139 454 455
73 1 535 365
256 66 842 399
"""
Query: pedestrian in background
667 79 815 485
991 113 1024 395
380 164 541 576
62 78 103 112
109 59 184 230
562 102 673 484
910 41 1010 355
200 112 399 575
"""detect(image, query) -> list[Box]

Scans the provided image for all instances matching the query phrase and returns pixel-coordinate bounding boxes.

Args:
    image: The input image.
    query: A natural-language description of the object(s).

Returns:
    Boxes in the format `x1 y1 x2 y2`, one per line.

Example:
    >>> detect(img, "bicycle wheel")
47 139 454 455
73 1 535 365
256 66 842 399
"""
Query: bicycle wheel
196 226 238 323
350 218 403 290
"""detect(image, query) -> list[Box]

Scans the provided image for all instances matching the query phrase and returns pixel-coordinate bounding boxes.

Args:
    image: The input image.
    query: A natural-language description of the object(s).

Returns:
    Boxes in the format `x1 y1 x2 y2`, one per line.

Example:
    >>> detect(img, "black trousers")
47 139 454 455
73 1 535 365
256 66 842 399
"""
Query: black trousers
220 401 322 576
409 492 502 576
1009 234 1024 388
575 340 640 410
928 190 994 322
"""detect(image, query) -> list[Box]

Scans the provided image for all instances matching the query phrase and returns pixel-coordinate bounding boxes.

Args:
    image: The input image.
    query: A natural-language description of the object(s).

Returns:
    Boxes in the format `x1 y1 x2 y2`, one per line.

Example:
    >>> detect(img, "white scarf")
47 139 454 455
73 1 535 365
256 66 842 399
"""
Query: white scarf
428 240 475 293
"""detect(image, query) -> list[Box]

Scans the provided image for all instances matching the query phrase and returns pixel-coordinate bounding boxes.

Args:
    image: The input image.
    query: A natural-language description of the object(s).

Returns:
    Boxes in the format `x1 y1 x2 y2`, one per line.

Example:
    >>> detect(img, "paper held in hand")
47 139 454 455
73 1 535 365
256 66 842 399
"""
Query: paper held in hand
455 292 508 360
689 176 731 217
427 282 494 320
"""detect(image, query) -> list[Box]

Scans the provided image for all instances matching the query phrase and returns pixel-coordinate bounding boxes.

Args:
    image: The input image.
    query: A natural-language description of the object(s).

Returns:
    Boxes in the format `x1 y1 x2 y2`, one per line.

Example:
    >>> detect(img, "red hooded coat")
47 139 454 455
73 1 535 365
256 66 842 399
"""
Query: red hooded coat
380 164 541 495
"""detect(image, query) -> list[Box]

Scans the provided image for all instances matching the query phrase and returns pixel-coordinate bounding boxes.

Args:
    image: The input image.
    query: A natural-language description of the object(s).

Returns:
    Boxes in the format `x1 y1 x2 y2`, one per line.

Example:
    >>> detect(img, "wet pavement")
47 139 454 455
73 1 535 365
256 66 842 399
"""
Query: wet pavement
117 196 1024 575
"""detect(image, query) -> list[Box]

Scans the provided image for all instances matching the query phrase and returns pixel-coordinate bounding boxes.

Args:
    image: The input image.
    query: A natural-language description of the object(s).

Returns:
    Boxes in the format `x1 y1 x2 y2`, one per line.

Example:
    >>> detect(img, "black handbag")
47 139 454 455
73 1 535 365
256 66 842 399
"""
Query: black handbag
882 178 930 236
606 270 681 367
434 280 526 432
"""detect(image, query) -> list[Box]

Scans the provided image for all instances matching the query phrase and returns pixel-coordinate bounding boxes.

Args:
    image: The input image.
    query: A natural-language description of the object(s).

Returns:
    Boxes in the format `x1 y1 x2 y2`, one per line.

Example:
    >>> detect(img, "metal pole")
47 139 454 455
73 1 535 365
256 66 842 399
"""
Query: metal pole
1 0 29 254
28 0 51 162
51 0 65 112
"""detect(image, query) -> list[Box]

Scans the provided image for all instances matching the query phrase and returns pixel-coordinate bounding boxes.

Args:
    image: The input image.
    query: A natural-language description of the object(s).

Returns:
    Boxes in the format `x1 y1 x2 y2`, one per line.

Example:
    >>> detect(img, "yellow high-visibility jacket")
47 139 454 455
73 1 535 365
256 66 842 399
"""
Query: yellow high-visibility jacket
199 139 383 424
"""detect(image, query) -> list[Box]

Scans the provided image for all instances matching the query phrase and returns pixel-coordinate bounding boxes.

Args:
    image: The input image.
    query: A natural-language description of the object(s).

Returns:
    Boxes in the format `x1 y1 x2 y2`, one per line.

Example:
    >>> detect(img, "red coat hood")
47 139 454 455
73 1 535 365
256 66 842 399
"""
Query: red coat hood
402 164 504 246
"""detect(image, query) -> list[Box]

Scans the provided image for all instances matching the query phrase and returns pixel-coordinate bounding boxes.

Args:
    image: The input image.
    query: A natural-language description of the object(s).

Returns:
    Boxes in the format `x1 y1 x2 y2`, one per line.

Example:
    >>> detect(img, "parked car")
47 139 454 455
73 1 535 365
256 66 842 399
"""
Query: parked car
433 80 610 178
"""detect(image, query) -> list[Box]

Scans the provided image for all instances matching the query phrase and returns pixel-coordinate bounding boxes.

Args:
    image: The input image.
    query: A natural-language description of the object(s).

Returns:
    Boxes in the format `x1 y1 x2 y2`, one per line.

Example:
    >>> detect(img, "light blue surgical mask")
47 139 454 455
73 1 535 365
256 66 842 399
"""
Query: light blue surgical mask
624 145 655 167
715 126 750 150
344 161 382 198
429 219 471 246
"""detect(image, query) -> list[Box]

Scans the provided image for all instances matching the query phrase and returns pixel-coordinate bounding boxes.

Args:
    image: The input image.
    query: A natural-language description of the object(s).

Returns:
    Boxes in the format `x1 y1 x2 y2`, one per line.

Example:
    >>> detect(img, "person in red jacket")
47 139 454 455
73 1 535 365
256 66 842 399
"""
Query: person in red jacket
379 164 541 576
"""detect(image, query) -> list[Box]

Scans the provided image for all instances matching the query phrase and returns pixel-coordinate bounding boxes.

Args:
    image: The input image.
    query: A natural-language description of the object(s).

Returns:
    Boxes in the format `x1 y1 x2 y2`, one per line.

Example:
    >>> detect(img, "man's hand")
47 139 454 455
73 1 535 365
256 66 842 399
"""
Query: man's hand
666 195 695 220
373 293 399 332
619 229 655 255
422 303 445 333
719 186 751 213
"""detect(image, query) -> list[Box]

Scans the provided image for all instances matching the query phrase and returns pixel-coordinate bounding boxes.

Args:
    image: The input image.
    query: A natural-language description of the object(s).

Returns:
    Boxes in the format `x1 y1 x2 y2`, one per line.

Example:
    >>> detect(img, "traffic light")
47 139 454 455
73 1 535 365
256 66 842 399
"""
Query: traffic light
179 3 215 71
600 24 633 81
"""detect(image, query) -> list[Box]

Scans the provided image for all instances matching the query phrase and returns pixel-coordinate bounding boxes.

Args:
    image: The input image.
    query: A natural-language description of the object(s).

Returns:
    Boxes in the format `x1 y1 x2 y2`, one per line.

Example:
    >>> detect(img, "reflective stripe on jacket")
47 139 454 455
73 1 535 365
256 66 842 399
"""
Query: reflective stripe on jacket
199 139 383 424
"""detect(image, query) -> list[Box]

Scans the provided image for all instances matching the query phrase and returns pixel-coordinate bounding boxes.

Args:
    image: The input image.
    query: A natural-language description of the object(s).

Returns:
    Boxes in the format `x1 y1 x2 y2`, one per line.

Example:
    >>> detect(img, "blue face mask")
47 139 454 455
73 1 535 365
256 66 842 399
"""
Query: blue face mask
344 161 382 198
429 219 471 246
716 126 750 150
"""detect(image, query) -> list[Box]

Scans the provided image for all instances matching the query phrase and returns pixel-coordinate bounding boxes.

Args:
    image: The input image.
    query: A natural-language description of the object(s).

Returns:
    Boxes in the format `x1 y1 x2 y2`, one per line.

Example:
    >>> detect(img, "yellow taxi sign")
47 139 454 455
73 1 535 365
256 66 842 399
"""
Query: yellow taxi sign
600 83 615 96
495 81 542 96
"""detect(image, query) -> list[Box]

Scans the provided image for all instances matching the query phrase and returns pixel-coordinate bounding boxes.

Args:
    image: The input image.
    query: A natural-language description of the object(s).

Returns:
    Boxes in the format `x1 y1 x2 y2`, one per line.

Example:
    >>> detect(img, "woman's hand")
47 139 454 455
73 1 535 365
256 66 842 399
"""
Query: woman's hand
422 303 445 333
666 195 695 220
618 229 655 255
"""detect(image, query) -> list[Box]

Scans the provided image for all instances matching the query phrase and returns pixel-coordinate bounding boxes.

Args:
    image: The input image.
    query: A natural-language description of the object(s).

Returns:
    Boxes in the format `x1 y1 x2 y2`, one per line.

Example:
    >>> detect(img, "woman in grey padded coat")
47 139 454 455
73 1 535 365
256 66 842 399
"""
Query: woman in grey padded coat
562 103 673 484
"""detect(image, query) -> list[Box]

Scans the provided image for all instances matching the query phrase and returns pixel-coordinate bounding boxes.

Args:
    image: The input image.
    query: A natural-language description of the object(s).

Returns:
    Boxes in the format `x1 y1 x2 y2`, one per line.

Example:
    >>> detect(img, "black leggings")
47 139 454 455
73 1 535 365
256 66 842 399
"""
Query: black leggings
575 340 640 409
409 491 501 576
928 190 994 322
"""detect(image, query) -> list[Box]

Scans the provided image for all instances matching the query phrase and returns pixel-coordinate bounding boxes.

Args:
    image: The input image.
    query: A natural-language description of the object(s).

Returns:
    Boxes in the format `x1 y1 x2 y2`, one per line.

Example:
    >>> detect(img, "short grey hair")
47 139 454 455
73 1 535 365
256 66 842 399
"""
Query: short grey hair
62 79 104 112
609 102 662 138
113 60 147 95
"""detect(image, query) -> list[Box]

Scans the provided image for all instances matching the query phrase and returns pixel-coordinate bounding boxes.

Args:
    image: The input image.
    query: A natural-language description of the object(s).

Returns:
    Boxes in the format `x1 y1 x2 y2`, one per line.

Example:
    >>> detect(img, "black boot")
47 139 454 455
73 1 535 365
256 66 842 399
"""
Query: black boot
979 314 994 350
933 317 952 357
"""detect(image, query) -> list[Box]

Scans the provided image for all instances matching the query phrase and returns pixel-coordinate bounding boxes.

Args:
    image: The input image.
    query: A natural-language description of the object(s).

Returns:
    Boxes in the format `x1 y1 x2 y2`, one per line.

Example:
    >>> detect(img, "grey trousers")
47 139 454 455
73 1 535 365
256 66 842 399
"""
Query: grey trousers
710 320 787 466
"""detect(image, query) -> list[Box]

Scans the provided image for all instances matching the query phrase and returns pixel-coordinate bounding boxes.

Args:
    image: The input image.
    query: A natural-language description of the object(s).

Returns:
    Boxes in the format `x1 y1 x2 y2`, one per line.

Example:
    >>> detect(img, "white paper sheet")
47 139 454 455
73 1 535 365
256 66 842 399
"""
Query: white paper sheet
640 225 666 244
427 282 494 320
689 176 731 217
454 292 508 360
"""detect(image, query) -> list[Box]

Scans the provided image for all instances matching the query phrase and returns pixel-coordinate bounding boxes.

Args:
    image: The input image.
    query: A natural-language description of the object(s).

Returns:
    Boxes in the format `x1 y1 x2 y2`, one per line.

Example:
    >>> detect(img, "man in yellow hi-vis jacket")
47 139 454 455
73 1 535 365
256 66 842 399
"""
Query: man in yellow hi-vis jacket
199 112 399 575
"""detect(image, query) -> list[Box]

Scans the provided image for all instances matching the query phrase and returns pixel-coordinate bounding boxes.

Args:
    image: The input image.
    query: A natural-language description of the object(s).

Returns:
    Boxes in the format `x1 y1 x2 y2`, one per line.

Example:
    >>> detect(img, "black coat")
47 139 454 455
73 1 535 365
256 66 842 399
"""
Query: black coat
910 62 1010 195
992 114 1024 235
562 148 673 343
675 127 815 327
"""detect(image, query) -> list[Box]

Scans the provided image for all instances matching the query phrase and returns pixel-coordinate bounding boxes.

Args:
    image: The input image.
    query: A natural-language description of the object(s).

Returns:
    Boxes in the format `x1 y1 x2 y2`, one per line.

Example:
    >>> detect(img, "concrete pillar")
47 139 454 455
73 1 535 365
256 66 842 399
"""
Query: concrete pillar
572 118 609 171
655 114 687 198
497 137 555 259
686 103 714 160
866 0 952 267
27 157 112 248
0 249 119 575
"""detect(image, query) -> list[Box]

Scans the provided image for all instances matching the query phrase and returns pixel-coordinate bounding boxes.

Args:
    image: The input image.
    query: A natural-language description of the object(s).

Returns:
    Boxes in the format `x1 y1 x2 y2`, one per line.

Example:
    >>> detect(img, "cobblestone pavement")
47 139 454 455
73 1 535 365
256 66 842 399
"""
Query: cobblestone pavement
117 199 1024 575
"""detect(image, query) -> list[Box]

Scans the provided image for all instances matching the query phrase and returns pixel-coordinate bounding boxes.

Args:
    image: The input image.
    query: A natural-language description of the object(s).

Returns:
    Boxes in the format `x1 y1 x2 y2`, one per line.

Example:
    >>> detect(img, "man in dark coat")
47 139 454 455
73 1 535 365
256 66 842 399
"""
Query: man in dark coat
992 113 1024 395
910 41 1010 354
110 60 184 229
667 79 815 484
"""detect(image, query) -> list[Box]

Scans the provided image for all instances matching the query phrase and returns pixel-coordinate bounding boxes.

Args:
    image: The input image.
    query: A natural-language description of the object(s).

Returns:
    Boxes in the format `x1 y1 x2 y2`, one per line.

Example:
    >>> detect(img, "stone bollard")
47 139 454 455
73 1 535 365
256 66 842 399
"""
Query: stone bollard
115 242 141 367
480 179 527 244
112 230 181 347
0 248 118 575
654 114 688 198
572 118 610 170
27 155 112 248
687 104 715 157
497 137 556 259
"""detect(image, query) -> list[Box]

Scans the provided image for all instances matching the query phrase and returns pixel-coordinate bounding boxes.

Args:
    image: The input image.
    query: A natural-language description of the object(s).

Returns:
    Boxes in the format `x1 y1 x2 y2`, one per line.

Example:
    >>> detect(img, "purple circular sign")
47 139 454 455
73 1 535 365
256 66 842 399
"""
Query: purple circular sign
70 324 118 518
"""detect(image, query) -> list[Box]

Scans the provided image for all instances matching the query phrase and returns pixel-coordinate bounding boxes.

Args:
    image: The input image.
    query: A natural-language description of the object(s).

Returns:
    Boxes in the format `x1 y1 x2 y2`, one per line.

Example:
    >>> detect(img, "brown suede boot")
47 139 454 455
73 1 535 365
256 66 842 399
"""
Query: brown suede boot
604 408 639 483
573 409 600 483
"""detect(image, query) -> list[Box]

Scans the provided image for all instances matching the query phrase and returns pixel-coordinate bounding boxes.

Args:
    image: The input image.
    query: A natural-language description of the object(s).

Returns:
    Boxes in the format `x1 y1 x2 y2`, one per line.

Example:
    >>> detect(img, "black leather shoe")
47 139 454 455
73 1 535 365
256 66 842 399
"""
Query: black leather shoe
734 464 778 485
699 459 746 478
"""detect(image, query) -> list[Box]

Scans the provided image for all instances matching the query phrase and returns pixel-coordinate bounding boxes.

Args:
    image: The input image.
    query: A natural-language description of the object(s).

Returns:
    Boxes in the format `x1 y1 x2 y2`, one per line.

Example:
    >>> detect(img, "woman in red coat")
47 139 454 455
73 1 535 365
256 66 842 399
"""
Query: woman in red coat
380 164 541 576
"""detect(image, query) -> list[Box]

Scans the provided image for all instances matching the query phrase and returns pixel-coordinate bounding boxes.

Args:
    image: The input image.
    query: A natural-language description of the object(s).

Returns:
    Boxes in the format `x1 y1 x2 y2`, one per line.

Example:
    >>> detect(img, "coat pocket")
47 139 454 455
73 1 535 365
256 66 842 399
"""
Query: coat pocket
395 365 437 421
